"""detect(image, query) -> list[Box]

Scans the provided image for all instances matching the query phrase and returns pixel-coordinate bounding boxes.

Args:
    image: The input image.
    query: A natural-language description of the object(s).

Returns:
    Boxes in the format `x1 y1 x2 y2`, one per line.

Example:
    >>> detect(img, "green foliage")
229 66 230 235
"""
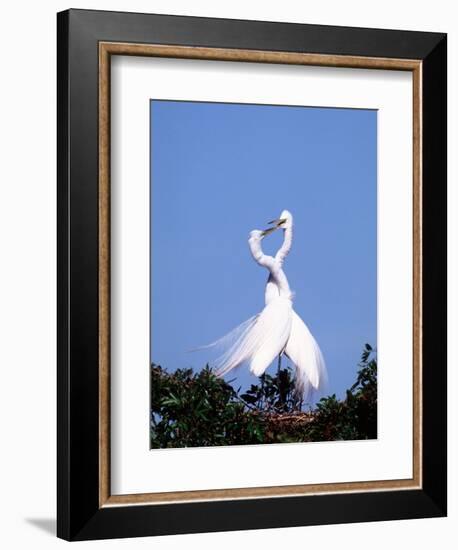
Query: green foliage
150 345 377 448
303 344 377 441
150 365 265 447
240 367 302 413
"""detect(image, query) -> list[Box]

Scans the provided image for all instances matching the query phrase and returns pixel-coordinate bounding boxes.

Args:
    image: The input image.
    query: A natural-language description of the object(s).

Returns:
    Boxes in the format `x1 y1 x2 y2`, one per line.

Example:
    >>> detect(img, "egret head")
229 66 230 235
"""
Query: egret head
249 229 275 241
268 209 293 231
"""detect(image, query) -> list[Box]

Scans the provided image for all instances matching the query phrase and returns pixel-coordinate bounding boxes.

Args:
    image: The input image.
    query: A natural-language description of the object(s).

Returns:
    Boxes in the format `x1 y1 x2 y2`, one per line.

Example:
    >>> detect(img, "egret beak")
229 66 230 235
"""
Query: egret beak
261 227 277 237
268 218 287 227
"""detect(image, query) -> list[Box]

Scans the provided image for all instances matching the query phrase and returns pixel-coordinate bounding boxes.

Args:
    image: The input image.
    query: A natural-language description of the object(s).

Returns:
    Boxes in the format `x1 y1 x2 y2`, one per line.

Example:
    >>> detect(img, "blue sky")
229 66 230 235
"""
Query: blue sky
150 100 377 402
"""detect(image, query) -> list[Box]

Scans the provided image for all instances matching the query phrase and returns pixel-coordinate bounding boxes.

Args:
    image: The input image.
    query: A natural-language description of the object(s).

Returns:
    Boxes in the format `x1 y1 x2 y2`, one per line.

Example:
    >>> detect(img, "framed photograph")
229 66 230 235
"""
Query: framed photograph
57 9 447 541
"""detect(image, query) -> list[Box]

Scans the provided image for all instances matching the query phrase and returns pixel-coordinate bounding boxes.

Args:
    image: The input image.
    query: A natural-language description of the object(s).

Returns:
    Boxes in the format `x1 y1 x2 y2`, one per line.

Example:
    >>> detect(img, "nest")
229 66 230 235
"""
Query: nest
263 411 316 433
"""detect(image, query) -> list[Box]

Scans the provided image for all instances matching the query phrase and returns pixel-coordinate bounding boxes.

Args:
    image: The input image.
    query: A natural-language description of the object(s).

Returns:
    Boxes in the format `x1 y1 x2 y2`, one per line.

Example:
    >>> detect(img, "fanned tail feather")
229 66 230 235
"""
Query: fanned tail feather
188 315 259 353
285 310 327 399
209 297 293 378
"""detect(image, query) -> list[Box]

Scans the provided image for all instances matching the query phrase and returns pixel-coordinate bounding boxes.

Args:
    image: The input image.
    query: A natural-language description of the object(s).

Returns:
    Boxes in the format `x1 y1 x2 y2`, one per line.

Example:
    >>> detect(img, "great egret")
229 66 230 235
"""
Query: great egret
204 210 327 398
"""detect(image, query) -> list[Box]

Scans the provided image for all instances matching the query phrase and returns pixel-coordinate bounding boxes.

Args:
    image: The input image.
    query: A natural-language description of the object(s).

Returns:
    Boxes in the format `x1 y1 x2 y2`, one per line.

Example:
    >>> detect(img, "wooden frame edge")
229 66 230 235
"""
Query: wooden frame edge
412 63 423 489
98 42 423 508
99 42 111 507
105 478 421 507
100 42 421 70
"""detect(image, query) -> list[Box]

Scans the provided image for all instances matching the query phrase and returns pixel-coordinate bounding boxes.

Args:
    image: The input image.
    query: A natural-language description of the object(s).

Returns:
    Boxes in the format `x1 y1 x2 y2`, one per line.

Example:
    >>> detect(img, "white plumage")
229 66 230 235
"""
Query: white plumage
212 297 292 378
285 310 327 395
205 210 327 398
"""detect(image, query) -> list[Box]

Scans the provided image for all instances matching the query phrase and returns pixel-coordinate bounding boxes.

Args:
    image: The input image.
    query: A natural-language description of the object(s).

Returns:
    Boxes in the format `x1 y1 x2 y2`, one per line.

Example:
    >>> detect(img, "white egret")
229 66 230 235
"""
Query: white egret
204 210 327 399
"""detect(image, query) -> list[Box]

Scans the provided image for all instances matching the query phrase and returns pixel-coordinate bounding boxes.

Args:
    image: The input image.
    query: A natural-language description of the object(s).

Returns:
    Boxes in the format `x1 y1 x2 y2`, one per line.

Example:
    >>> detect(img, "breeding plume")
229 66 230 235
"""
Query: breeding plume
205 210 326 398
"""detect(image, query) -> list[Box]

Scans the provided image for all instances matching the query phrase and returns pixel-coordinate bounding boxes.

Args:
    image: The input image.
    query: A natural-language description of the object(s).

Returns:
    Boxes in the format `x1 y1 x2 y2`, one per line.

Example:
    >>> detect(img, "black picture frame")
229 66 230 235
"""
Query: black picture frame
57 8 447 541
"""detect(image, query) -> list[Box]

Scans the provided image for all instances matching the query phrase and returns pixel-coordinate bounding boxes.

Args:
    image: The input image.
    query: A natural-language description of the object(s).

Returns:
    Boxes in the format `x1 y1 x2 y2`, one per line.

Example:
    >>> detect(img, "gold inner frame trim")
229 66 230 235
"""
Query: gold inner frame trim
98 42 422 507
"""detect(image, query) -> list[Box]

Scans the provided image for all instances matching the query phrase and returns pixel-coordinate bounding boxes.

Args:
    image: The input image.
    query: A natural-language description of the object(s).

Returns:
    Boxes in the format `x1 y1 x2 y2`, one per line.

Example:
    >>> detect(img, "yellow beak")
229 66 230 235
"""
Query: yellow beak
261 227 277 237
268 218 287 227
